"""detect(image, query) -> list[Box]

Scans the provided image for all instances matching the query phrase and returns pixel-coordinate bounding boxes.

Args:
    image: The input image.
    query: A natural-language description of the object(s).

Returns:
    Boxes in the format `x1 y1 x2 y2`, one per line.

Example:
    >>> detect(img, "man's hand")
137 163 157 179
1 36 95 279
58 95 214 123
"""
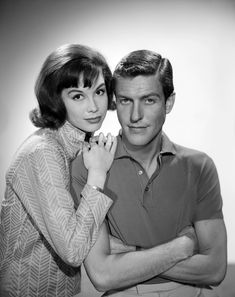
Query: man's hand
109 234 136 254
177 225 198 255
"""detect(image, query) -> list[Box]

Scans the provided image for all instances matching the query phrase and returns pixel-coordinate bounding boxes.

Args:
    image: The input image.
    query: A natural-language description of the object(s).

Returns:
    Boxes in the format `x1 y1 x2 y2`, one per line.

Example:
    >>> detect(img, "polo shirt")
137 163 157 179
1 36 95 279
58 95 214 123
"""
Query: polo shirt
71 132 223 284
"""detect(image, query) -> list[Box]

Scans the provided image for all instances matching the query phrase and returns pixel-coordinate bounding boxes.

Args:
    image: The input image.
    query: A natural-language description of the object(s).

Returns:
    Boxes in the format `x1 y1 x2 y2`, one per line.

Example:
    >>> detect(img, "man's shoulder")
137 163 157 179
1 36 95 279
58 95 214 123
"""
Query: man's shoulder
174 142 207 157
173 142 214 167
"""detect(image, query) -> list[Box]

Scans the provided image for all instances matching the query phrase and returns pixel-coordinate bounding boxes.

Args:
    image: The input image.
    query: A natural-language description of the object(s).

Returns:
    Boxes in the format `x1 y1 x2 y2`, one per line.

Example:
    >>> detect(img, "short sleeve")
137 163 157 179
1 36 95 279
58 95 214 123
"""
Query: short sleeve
195 155 223 221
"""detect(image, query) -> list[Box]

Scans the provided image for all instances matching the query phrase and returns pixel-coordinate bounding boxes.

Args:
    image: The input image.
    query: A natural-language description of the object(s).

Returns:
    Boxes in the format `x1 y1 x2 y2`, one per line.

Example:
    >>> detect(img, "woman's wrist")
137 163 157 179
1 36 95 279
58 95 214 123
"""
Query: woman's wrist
89 185 104 193
87 169 106 189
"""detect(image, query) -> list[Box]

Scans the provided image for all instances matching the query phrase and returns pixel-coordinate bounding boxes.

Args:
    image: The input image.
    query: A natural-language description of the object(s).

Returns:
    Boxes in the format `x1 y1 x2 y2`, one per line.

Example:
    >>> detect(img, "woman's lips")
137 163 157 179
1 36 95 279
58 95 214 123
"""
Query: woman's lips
85 116 102 124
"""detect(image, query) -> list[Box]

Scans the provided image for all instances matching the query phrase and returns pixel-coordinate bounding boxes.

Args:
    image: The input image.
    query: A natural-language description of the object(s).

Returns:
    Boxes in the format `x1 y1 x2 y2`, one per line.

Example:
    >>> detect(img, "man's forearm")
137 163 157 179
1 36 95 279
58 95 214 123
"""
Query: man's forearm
160 253 226 286
85 234 194 292
160 220 227 286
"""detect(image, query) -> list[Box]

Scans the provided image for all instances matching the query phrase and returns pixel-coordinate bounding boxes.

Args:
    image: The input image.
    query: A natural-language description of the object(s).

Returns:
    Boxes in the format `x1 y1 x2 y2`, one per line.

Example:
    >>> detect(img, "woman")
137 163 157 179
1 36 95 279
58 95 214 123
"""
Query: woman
0 44 117 296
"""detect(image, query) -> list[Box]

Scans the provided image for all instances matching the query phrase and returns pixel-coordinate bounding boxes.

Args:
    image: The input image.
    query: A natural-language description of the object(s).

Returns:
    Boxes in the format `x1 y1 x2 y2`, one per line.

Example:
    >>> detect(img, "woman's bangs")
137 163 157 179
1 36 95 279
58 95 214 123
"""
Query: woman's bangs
57 61 100 92
82 64 100 88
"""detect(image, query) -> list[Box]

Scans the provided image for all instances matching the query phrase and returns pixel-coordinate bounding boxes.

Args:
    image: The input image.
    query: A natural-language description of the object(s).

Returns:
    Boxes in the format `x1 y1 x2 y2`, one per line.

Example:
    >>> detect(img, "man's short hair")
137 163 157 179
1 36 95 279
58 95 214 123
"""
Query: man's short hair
113 50 174 101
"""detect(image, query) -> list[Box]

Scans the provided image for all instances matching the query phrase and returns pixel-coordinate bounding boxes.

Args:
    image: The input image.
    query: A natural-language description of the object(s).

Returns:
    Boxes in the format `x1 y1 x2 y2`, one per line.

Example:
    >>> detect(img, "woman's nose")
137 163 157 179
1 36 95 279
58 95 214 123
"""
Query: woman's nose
88 97 98 112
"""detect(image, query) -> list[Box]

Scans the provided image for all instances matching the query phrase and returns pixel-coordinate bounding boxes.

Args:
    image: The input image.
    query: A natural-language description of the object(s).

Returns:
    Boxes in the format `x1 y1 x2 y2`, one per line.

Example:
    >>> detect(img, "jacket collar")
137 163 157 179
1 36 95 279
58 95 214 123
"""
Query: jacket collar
57 121 86 160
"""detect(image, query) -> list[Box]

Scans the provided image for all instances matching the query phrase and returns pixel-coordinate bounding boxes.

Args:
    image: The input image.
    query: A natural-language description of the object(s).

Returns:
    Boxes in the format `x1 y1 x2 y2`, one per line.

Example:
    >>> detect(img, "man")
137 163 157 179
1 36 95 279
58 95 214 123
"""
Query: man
72 50 227 296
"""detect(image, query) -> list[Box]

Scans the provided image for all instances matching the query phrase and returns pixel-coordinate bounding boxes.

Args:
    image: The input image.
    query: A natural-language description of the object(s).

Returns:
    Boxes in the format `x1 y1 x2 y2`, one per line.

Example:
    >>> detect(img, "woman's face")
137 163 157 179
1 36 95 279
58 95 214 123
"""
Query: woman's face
61 70 108 133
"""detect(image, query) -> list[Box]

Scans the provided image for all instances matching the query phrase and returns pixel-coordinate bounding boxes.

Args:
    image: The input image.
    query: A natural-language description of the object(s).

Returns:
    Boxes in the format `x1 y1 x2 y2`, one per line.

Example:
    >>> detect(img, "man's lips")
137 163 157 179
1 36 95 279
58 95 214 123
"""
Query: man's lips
128 125 148 132
128 126 147 129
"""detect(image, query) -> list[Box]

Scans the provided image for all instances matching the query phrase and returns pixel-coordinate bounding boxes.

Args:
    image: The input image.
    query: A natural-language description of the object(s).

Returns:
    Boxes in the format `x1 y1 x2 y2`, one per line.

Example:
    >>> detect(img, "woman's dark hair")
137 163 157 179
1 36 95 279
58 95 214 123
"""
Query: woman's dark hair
30 44 115 129
113 49 174 101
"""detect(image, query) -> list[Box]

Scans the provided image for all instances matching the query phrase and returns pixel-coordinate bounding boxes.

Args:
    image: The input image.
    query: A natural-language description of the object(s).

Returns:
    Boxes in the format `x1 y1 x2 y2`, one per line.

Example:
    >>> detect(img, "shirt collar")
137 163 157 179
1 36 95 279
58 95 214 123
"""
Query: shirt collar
57 121 86 160
114 131 176 160
161 132 176 155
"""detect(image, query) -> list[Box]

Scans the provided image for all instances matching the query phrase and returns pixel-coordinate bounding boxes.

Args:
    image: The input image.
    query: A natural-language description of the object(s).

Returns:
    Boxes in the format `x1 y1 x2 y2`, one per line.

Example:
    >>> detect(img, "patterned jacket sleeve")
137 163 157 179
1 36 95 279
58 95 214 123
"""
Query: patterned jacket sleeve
8 143 112 267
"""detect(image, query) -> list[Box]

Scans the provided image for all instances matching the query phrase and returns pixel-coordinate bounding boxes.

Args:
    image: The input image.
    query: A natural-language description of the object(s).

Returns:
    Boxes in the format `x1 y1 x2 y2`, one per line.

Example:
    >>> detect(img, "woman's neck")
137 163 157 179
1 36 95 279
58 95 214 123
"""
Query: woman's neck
84 132 93 143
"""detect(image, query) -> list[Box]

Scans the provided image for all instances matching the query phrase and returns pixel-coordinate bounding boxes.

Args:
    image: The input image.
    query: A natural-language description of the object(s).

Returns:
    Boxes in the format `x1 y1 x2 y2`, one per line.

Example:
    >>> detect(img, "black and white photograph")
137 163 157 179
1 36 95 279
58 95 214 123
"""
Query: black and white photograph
0 1 234 296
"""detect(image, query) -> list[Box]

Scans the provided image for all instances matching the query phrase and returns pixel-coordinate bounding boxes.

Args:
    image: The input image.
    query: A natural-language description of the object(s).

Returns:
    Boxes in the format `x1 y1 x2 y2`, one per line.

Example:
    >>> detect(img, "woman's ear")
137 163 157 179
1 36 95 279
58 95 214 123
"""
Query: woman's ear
165 92 175 114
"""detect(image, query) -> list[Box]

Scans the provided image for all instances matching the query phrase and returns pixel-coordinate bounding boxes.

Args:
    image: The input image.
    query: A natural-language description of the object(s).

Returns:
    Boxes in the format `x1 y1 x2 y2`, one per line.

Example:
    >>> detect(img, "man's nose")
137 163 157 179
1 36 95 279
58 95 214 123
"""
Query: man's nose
130 102 143 122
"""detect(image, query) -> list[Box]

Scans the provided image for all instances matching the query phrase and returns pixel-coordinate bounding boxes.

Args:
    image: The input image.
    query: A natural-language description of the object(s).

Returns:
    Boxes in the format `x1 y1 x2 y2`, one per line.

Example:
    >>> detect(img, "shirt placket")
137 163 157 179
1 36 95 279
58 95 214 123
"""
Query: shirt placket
131 154 163 205
131 160 148 205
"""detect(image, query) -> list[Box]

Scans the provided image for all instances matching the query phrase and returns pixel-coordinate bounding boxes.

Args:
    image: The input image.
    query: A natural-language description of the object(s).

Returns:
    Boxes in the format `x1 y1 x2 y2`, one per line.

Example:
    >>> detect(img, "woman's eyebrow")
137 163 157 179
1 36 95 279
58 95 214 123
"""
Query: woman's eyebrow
95 82 105 89
67 89 81 95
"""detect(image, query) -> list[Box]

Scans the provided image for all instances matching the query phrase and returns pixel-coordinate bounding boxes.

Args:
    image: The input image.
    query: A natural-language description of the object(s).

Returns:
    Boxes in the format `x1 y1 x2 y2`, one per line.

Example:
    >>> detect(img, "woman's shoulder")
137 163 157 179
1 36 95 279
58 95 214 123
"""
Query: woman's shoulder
17 129 60 156
7 129 64 176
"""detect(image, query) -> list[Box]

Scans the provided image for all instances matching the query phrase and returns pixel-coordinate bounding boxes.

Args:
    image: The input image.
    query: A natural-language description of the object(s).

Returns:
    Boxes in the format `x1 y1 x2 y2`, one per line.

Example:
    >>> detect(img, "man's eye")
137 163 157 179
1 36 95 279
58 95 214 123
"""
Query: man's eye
145 98 155 104
119 98 131 105
96 89 105 96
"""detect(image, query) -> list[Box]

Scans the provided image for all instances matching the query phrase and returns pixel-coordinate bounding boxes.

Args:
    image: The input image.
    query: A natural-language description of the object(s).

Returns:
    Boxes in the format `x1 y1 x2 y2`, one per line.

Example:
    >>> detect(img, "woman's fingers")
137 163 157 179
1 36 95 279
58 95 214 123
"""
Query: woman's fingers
110 136 117 154
89 132 116 153
98 132 105 146
82 143 90 153
90 135 99 145
105 133 112 151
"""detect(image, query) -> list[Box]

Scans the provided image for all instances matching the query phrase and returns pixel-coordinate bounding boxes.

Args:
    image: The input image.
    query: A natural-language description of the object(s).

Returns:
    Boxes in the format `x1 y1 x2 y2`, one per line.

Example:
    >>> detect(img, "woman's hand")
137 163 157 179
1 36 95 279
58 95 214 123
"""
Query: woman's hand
83 133 117 189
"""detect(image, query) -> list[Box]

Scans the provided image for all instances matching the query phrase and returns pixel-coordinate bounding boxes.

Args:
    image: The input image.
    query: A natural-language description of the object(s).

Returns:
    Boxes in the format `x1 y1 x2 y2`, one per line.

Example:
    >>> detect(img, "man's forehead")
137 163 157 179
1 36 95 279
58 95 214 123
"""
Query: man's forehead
114 73 163 96
115 72 160 84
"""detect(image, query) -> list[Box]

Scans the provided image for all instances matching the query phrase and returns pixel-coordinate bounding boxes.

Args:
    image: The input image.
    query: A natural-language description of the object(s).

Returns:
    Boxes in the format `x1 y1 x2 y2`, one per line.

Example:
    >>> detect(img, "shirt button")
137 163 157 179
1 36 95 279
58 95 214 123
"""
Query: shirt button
145 186 149 192
138 170 143 175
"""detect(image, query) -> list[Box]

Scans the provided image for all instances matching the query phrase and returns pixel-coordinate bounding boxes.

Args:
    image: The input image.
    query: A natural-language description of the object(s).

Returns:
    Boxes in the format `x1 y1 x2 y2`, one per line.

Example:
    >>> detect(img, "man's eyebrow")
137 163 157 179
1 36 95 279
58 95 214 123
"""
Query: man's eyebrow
141 92 161 98
116 92 161 99
116 94 131 99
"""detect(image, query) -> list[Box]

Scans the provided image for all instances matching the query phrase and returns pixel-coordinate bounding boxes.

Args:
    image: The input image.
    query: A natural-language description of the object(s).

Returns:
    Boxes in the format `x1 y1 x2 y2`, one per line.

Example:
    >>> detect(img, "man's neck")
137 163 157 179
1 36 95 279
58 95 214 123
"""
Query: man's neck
122 132 162 177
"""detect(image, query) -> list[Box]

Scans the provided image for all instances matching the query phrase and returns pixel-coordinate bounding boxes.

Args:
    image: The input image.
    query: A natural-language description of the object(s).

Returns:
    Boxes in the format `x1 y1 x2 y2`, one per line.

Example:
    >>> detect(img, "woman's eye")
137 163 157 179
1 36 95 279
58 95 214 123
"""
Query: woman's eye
72 94 83 100
96 88 105 96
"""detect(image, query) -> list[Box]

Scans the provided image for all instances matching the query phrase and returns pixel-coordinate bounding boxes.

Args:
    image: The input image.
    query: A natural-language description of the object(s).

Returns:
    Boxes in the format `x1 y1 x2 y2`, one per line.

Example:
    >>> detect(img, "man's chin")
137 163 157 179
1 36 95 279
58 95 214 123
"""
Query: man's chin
123 135 149 147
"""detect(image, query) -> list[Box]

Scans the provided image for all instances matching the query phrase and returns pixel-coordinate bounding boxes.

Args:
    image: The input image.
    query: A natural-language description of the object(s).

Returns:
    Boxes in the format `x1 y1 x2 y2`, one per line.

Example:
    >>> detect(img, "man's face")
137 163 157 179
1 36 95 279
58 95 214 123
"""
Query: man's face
115 74 174 148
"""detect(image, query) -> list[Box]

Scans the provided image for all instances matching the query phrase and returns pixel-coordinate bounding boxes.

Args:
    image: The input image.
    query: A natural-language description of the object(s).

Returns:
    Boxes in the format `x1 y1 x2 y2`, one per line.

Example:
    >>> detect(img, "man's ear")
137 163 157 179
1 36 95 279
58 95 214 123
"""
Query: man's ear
165 92 175 114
